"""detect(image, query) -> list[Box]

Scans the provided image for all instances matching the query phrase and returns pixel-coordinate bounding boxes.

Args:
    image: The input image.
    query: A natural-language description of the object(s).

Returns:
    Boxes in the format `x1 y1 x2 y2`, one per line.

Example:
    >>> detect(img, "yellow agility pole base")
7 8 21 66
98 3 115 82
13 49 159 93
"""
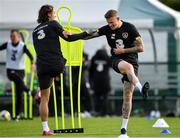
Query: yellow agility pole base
53 6 84 133
54 128 84 133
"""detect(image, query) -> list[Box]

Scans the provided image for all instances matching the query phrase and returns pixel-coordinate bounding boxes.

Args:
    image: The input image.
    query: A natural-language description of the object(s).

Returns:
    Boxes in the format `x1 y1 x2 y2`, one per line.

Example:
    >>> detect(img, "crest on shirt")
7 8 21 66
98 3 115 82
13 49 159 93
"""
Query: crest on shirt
122 32 128 39
111 34 115 39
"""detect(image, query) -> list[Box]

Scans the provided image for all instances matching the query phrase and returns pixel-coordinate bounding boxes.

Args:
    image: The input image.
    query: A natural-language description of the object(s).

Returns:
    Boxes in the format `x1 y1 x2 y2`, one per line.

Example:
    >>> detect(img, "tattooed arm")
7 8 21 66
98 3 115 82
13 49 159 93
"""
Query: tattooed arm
113 37 144 55
83 30 101 40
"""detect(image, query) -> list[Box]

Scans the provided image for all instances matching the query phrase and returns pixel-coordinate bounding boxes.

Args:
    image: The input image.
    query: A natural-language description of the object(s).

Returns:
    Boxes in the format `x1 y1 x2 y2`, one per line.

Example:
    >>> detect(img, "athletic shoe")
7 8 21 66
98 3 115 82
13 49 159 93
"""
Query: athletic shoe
141 82 150 100
121 128 126 134
42 130 54 136
118 128 129 138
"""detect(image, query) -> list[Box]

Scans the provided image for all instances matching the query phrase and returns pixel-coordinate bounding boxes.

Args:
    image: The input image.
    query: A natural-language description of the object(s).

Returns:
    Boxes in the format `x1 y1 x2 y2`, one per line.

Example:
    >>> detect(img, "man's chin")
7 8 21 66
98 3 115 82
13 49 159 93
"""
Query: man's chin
110 27 116 30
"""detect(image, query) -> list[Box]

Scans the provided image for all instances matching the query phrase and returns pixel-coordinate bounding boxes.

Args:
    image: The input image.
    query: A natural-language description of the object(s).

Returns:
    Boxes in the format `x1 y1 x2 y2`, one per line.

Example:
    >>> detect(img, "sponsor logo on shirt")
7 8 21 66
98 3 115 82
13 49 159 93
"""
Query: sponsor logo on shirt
111 34 115 39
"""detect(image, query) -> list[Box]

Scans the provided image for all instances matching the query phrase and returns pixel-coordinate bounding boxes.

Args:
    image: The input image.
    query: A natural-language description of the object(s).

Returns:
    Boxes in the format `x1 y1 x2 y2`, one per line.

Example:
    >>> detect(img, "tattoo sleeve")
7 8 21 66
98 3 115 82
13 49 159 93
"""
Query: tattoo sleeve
124 37 144 53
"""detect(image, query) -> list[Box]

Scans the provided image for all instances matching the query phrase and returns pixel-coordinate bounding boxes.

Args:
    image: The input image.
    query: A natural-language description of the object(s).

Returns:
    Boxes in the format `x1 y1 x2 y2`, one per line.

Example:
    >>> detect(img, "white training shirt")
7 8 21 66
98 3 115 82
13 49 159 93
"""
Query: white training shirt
6 40 25 70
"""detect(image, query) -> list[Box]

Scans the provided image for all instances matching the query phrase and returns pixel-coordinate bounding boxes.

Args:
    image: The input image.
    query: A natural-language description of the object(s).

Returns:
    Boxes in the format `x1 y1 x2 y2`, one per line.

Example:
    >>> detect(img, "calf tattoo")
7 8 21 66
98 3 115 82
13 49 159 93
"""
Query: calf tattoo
127 73 133 83
122 81 134 119
122 102 131 119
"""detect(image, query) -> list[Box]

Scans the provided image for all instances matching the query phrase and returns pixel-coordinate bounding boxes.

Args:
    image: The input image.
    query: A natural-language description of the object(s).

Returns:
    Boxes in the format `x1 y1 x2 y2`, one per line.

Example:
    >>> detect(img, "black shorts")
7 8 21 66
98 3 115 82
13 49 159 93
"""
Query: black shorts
37 63 65 90
111 57 139 83
7 69 25 81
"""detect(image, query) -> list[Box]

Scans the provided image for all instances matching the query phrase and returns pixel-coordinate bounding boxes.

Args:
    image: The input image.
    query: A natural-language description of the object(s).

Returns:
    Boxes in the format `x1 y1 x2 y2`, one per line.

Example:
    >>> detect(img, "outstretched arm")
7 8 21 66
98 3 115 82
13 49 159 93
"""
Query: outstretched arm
60 31 88 42
0 43 7 51
60 30 101 42
113 37 144 55
54 21 102 41
82 30 100 40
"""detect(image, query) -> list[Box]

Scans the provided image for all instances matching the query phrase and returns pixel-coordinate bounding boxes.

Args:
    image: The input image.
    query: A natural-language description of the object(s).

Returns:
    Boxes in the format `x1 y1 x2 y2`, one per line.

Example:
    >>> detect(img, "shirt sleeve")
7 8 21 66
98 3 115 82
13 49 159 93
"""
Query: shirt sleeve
128 23 141 40
0 42 7 50
23 45 34 64
97 25 108 36
53 20 88 42
52 20 65 37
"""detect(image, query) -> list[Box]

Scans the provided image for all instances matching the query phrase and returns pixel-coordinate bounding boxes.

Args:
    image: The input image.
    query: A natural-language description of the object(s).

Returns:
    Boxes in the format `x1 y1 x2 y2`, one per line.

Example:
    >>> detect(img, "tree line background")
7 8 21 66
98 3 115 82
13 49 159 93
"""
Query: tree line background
160 0 180 11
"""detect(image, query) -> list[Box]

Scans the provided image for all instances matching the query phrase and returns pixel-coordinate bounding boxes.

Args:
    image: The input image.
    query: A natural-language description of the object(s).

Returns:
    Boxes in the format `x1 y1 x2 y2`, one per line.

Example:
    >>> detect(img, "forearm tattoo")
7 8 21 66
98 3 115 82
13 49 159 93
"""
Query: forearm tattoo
124 37 144 53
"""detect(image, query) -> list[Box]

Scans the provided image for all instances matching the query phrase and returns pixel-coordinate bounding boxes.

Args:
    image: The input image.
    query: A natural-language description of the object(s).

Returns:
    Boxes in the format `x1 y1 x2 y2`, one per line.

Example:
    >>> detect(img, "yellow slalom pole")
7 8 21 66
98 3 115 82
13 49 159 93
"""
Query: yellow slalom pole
69 62 75 128
29 71 34 119
66 7 75 129
23 93 27 119
52 81 58 129
19 29 29 119
11 82 16 118
56 6 75 129
60 74 65 129
23 74 27 119
78 61 83 128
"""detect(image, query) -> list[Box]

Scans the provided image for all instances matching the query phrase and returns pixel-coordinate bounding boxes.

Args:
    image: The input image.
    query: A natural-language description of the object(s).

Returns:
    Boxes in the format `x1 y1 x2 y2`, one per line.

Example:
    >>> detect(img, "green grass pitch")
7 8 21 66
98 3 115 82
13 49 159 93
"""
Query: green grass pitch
0 117 180 137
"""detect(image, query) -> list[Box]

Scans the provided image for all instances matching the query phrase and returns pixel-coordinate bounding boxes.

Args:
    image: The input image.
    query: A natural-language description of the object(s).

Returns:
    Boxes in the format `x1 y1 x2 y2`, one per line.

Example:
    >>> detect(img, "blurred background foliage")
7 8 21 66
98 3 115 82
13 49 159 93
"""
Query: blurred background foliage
160 0 180 11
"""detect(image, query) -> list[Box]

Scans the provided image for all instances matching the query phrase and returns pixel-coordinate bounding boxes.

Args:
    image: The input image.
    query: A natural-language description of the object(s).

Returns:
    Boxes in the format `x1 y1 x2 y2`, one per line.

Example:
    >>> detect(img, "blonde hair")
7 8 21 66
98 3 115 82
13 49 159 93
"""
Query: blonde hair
104 9 118 19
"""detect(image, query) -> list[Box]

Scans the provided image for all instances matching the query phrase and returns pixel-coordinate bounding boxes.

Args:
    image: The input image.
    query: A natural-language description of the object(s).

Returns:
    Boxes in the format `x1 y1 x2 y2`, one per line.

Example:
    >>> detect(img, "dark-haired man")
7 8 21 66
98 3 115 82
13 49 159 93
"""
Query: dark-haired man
33 5 88 136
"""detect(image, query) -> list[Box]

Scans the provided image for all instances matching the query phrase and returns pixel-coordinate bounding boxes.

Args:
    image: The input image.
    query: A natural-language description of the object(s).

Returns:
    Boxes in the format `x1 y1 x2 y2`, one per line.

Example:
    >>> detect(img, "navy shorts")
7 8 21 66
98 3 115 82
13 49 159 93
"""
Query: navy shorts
37 63 65 90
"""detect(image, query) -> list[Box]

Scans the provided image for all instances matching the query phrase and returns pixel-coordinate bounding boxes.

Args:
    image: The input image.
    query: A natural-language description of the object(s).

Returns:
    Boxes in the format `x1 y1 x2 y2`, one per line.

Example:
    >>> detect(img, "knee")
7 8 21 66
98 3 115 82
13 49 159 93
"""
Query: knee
119 62 133 74
125 64 134 73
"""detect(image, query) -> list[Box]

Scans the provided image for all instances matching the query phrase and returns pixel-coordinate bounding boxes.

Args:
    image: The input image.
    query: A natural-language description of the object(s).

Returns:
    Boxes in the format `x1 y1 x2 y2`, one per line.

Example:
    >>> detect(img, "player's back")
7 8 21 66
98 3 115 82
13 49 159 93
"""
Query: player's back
32 21 64 66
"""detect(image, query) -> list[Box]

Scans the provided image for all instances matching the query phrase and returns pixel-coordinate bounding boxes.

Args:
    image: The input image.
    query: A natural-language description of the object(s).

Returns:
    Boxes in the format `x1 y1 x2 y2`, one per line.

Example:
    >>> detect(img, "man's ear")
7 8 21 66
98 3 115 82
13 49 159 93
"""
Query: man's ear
117 17 120 20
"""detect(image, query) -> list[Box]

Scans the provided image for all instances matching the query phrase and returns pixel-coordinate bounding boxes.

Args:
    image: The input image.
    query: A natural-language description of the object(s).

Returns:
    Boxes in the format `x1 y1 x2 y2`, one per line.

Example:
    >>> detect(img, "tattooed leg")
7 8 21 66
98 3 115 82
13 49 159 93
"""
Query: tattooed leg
120 81 134 131
122 81 134 119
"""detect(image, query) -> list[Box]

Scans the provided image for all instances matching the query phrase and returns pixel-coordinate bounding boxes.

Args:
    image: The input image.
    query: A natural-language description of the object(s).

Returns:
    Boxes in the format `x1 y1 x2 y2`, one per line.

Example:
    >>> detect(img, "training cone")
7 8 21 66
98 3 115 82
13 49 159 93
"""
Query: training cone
160 129 171 134
152 118 169 128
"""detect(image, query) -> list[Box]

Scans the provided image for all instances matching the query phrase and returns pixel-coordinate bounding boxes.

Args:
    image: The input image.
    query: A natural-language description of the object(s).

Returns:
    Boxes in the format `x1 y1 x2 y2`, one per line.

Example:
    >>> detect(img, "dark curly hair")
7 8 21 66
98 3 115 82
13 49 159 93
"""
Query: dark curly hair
37 5 53 23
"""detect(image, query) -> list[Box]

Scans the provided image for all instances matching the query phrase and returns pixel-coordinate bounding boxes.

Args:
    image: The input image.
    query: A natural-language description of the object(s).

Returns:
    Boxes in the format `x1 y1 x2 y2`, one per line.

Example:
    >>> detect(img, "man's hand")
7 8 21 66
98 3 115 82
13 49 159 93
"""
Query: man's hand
62 31 71 38
113 47 125 55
